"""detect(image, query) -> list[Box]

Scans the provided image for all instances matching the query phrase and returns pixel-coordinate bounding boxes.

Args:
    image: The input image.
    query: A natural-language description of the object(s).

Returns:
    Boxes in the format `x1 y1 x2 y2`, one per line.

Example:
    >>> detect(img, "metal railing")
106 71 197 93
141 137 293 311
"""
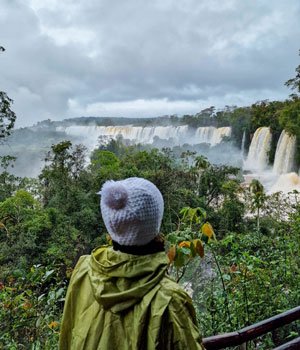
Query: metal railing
202 306 300 349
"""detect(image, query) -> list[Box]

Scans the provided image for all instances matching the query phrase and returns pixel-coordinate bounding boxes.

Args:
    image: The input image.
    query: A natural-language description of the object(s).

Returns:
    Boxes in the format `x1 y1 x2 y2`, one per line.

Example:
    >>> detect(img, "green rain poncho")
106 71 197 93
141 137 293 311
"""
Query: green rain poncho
59 246 204 350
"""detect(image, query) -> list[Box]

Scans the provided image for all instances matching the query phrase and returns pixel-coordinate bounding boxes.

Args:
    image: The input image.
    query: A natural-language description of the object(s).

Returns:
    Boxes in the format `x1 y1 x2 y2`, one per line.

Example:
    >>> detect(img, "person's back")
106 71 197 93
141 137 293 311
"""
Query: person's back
59 177 205 350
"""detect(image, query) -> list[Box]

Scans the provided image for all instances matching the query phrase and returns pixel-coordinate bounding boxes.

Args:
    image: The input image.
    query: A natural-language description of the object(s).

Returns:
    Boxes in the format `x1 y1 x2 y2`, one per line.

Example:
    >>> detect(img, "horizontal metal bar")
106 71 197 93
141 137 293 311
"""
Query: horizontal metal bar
272 336 300 350
202 306 300 349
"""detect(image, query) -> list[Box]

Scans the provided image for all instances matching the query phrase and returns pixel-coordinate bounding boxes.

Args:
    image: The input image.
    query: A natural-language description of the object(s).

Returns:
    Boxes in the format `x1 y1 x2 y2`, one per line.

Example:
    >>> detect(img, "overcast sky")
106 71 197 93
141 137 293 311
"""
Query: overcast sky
1 0 300 126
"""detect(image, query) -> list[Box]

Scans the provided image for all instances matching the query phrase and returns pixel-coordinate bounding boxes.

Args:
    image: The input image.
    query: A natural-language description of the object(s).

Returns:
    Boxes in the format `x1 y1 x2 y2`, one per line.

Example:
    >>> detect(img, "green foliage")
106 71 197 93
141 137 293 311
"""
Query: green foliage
249 100 283 133
228 107 251 147
166 206 212 282
217 197 245 235
278 98 300 135
277 97 300 166
194 160 241 210
0 91 16 140
193 227 300 348
0 264 66 349
0 155 20 201
249 179 266 232
0 190 52 270
90 150 120 177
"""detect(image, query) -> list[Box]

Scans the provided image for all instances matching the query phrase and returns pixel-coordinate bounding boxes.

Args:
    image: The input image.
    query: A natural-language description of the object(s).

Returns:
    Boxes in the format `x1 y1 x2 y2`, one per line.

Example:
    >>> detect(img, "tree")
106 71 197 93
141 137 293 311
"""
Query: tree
40 141 89 210
0 155 20 201
0 190 52 270
0 92 16 140
39 141 100 262
195 162 240 207
0 47 16 140
0 46 18 200
90 150 120 178
249 179 265 232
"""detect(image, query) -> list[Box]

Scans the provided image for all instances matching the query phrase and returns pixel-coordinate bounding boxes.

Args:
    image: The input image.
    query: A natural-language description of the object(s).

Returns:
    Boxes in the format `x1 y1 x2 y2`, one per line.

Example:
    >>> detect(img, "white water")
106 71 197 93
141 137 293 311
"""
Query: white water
57 125 232 150
244 127 272 171
243 127 300 193
273 130 297 174
194 126 231 146
269 172 300 193
241 130 246 159
57 123 300 194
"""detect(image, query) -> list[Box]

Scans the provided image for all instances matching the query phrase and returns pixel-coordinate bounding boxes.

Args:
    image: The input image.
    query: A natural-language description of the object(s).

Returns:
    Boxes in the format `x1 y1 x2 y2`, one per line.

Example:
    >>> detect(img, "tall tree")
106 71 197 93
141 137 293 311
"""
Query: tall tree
249 179 265 232
0 92 17 140
0 46 16 140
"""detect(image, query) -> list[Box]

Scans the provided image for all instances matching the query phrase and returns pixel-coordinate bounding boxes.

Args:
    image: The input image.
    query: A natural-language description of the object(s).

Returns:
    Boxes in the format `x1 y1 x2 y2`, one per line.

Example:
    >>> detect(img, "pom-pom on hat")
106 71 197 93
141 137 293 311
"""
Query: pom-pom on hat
99 177 164 246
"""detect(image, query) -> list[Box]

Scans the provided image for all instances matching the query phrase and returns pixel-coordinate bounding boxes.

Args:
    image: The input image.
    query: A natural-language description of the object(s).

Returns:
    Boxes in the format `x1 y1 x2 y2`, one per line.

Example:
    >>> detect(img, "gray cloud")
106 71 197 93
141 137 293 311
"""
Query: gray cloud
1 0 300 126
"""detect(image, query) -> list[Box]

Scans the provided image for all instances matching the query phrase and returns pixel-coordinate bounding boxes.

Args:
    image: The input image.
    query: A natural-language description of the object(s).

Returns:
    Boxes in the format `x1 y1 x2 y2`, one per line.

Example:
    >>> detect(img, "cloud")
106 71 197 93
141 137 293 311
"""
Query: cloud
1 0 300 126
68 88 287 118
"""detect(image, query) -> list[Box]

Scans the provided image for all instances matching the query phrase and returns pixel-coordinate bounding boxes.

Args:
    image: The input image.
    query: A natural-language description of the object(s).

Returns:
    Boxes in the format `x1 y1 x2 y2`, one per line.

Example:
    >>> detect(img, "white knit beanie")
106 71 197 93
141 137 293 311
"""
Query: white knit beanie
99 177 164 246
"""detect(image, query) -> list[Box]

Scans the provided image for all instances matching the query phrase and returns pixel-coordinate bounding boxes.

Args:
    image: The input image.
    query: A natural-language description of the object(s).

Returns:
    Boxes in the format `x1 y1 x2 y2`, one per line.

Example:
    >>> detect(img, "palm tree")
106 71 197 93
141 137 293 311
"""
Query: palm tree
249 179 265 232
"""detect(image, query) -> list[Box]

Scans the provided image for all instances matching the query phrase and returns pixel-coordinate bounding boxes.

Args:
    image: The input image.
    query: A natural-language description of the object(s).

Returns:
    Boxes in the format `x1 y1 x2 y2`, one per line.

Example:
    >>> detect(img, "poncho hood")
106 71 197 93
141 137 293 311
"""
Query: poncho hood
88 246 169 313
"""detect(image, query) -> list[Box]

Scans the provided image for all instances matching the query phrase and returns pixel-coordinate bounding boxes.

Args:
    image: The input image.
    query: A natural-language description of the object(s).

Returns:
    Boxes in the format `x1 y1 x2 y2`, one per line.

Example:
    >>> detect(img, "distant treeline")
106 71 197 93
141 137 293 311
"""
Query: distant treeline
33 94 300 165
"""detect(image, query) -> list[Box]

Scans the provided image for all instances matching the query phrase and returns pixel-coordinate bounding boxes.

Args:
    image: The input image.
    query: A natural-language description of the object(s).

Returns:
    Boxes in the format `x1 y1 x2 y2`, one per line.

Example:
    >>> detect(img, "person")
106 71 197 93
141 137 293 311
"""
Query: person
59 177 205 350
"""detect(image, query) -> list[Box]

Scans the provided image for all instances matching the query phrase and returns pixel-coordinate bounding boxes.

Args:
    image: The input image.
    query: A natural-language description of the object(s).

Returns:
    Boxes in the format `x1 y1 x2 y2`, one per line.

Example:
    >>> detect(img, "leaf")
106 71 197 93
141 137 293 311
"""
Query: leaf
196 207 207 220
106 234 112 244
189 241 196 257
42 269 55 281
36 316 42 328
179 207 190 220
202 222 215 239
167 233 179 244
22 301 32 310
167 245 176 263
230 264 238 273
55 287 65 300
202 235 209 244
48 321 59 329
178 241 191 248
180 247 191 256
193 239 204 258
174 249 185 268
37 293 46 302
223 274 231 281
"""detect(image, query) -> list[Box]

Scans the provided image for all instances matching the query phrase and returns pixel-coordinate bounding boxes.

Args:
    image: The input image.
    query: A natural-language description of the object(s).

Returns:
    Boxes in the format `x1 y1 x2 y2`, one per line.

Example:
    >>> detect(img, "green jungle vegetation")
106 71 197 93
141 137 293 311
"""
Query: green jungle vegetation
0 51 300 349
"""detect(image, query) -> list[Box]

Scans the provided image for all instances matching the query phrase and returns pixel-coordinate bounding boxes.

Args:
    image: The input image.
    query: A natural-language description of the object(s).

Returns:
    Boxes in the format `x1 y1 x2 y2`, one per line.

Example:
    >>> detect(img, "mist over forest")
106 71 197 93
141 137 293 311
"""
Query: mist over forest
0 111 244 178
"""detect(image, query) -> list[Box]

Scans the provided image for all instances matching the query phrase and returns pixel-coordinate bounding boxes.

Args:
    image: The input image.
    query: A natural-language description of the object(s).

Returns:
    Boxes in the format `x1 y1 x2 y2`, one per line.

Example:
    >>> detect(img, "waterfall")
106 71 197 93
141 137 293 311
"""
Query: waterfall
58 124 232 150
241 131 246 159
273 130 296 174
212 126 232 145
193 126 231 145
244 127 272 171
61 125 190 145
194 126 215 144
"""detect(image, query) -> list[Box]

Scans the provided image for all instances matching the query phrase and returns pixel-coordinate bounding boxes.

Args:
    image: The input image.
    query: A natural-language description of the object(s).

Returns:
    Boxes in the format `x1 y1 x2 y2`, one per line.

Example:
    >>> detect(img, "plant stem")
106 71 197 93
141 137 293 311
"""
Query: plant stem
211 246 232 328
242 268 250 326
